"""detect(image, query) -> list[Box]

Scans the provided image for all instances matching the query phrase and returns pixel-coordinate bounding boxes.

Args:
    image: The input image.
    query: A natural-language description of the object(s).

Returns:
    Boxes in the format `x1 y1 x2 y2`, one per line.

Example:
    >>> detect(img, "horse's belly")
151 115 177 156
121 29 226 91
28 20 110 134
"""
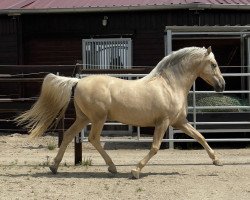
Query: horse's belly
108 111 154 127
108 92 177 126
108 96 185 127
108 104 169 127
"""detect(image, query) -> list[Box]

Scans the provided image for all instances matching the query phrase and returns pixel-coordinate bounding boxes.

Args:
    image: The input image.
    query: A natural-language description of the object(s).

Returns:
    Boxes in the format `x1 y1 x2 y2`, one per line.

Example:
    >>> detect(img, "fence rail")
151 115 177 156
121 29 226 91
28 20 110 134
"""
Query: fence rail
0 65 76 133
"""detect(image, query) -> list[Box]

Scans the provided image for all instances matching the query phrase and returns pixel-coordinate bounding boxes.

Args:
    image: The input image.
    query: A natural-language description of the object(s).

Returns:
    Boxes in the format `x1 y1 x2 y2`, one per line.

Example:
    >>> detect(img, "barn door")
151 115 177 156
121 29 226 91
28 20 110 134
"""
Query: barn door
244 34 250 103
82 38 132 69
246 35 250 67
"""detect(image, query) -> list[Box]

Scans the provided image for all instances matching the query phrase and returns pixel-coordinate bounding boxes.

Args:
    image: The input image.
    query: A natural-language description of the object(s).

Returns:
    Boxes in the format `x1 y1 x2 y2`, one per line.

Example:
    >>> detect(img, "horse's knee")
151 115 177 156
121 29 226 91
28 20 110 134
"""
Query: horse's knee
151 147 159 155
88 135 99 144
88 136 95 143
196 135 206 144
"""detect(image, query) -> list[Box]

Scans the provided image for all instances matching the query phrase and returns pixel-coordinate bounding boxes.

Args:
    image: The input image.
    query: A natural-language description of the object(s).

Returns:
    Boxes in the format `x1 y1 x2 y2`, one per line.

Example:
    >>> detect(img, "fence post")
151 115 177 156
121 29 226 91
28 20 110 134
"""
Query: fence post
57 116 64 147
169 126 174 149
75 132 82 165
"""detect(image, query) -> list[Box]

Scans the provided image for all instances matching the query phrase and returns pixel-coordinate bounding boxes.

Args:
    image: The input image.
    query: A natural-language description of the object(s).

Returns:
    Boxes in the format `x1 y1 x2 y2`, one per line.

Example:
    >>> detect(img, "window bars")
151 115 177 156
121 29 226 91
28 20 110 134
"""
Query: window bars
82 38 132 70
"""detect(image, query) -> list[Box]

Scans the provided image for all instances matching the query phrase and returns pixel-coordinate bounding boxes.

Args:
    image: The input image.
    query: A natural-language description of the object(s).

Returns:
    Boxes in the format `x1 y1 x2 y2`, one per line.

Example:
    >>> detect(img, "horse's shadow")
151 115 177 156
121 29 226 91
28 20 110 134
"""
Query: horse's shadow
37 171 184 179
1 170 185 179
2 162 249 179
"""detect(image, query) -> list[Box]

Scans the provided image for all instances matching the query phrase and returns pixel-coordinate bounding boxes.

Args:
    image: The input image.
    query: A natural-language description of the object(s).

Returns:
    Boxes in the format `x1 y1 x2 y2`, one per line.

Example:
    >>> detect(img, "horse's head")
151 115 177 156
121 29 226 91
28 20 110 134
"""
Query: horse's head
199 47 225 92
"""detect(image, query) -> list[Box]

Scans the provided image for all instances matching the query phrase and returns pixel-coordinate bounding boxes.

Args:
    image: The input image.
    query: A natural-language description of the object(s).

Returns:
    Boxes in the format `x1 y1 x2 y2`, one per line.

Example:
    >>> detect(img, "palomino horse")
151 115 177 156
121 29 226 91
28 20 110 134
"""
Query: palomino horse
16 46 225 179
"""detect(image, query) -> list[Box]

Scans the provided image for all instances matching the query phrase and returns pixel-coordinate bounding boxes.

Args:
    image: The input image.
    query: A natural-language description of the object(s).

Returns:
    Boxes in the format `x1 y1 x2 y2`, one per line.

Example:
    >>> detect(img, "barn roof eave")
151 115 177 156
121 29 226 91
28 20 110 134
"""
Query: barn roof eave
165 26 250 34
0 4 250 15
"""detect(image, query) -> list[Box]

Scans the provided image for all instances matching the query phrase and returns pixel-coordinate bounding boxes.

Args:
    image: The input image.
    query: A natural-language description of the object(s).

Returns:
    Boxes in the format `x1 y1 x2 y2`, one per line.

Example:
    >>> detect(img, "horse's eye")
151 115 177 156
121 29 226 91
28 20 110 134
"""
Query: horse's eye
211 63 217 68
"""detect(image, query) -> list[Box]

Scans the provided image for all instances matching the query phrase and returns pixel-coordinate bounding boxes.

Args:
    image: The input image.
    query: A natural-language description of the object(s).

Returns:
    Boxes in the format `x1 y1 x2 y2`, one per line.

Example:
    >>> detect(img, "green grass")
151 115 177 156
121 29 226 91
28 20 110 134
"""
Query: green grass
47 143 56 150
39 156 51 166
104 184 109 190
10 159 18 166
81 157 93 167
136 187 143 192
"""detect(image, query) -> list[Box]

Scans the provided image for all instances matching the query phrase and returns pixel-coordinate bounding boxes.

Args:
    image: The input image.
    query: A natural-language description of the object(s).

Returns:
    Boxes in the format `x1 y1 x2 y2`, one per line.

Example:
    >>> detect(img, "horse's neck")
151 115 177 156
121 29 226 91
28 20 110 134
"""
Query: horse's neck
146 65 197 97
169 71 196 94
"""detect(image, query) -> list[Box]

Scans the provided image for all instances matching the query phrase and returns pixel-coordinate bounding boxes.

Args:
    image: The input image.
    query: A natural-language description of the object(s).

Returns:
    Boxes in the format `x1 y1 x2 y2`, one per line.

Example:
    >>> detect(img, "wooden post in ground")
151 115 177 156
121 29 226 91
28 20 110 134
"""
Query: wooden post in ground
58 116 65 147
74 132 82 165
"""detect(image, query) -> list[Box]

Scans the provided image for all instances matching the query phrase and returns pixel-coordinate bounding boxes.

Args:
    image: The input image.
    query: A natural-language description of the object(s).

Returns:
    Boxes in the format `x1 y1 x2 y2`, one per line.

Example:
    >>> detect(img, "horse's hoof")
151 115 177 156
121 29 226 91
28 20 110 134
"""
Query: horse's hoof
131 169 140 179
108 165 117 174
49 166 58 174
213 160 223 166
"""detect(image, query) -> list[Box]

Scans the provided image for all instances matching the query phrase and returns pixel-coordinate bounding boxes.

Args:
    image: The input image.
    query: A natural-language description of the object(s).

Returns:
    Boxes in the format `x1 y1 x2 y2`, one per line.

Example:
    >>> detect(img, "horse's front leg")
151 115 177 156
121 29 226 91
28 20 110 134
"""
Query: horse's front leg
131 119 169 179
176 122 223 166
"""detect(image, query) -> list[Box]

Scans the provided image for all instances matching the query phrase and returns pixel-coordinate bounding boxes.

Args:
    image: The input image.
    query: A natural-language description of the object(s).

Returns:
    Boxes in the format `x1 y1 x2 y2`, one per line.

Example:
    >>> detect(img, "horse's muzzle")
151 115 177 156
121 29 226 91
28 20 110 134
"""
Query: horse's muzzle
214 78 225 92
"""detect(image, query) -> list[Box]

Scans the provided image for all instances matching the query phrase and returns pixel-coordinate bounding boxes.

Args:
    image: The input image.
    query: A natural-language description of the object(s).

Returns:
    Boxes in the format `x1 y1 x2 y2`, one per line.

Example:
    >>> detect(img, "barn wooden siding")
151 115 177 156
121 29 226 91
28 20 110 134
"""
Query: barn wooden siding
0 16 18 65
0 9 249 66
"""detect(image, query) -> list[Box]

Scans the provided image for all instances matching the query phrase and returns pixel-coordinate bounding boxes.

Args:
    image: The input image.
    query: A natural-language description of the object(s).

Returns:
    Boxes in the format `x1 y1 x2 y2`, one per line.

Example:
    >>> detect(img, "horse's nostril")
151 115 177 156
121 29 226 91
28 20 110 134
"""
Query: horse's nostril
221 79 226 91
214 82 225 92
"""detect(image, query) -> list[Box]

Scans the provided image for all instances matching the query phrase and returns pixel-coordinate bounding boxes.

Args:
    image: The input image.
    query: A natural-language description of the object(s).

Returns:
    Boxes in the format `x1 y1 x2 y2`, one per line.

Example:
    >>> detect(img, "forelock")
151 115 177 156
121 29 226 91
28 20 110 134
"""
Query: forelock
207 52 217 63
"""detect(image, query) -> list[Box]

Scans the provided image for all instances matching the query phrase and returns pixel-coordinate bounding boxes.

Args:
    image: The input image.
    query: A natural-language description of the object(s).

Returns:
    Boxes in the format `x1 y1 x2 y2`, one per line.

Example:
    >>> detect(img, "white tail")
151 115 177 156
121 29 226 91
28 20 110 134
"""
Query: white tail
15 73 79 138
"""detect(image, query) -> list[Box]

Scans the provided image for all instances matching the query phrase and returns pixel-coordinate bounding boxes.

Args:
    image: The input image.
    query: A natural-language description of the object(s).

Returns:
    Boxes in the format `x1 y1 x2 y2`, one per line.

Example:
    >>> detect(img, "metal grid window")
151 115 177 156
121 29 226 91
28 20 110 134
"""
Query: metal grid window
82 38 132 69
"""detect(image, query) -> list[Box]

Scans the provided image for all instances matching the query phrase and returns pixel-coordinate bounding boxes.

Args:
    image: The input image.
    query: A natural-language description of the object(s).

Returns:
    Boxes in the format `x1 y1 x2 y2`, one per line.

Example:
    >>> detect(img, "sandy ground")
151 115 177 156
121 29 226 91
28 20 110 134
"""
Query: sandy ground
0 133 249 200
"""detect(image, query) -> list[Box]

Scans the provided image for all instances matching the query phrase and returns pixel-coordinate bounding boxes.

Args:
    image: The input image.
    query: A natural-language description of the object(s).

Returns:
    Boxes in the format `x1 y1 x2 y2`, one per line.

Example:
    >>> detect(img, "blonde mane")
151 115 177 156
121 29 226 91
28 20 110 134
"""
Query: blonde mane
148 47 207 77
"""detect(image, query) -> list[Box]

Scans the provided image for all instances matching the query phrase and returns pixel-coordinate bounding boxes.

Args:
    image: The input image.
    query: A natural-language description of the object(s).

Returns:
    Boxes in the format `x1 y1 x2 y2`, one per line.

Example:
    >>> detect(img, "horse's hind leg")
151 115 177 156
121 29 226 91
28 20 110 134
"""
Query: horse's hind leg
88 120 117 174
49 116 89 174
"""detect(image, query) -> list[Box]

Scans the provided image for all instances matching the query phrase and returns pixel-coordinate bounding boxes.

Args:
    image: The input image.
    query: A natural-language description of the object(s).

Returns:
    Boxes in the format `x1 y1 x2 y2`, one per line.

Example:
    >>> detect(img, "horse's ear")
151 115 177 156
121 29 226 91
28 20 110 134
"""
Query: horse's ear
205 46 212 56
